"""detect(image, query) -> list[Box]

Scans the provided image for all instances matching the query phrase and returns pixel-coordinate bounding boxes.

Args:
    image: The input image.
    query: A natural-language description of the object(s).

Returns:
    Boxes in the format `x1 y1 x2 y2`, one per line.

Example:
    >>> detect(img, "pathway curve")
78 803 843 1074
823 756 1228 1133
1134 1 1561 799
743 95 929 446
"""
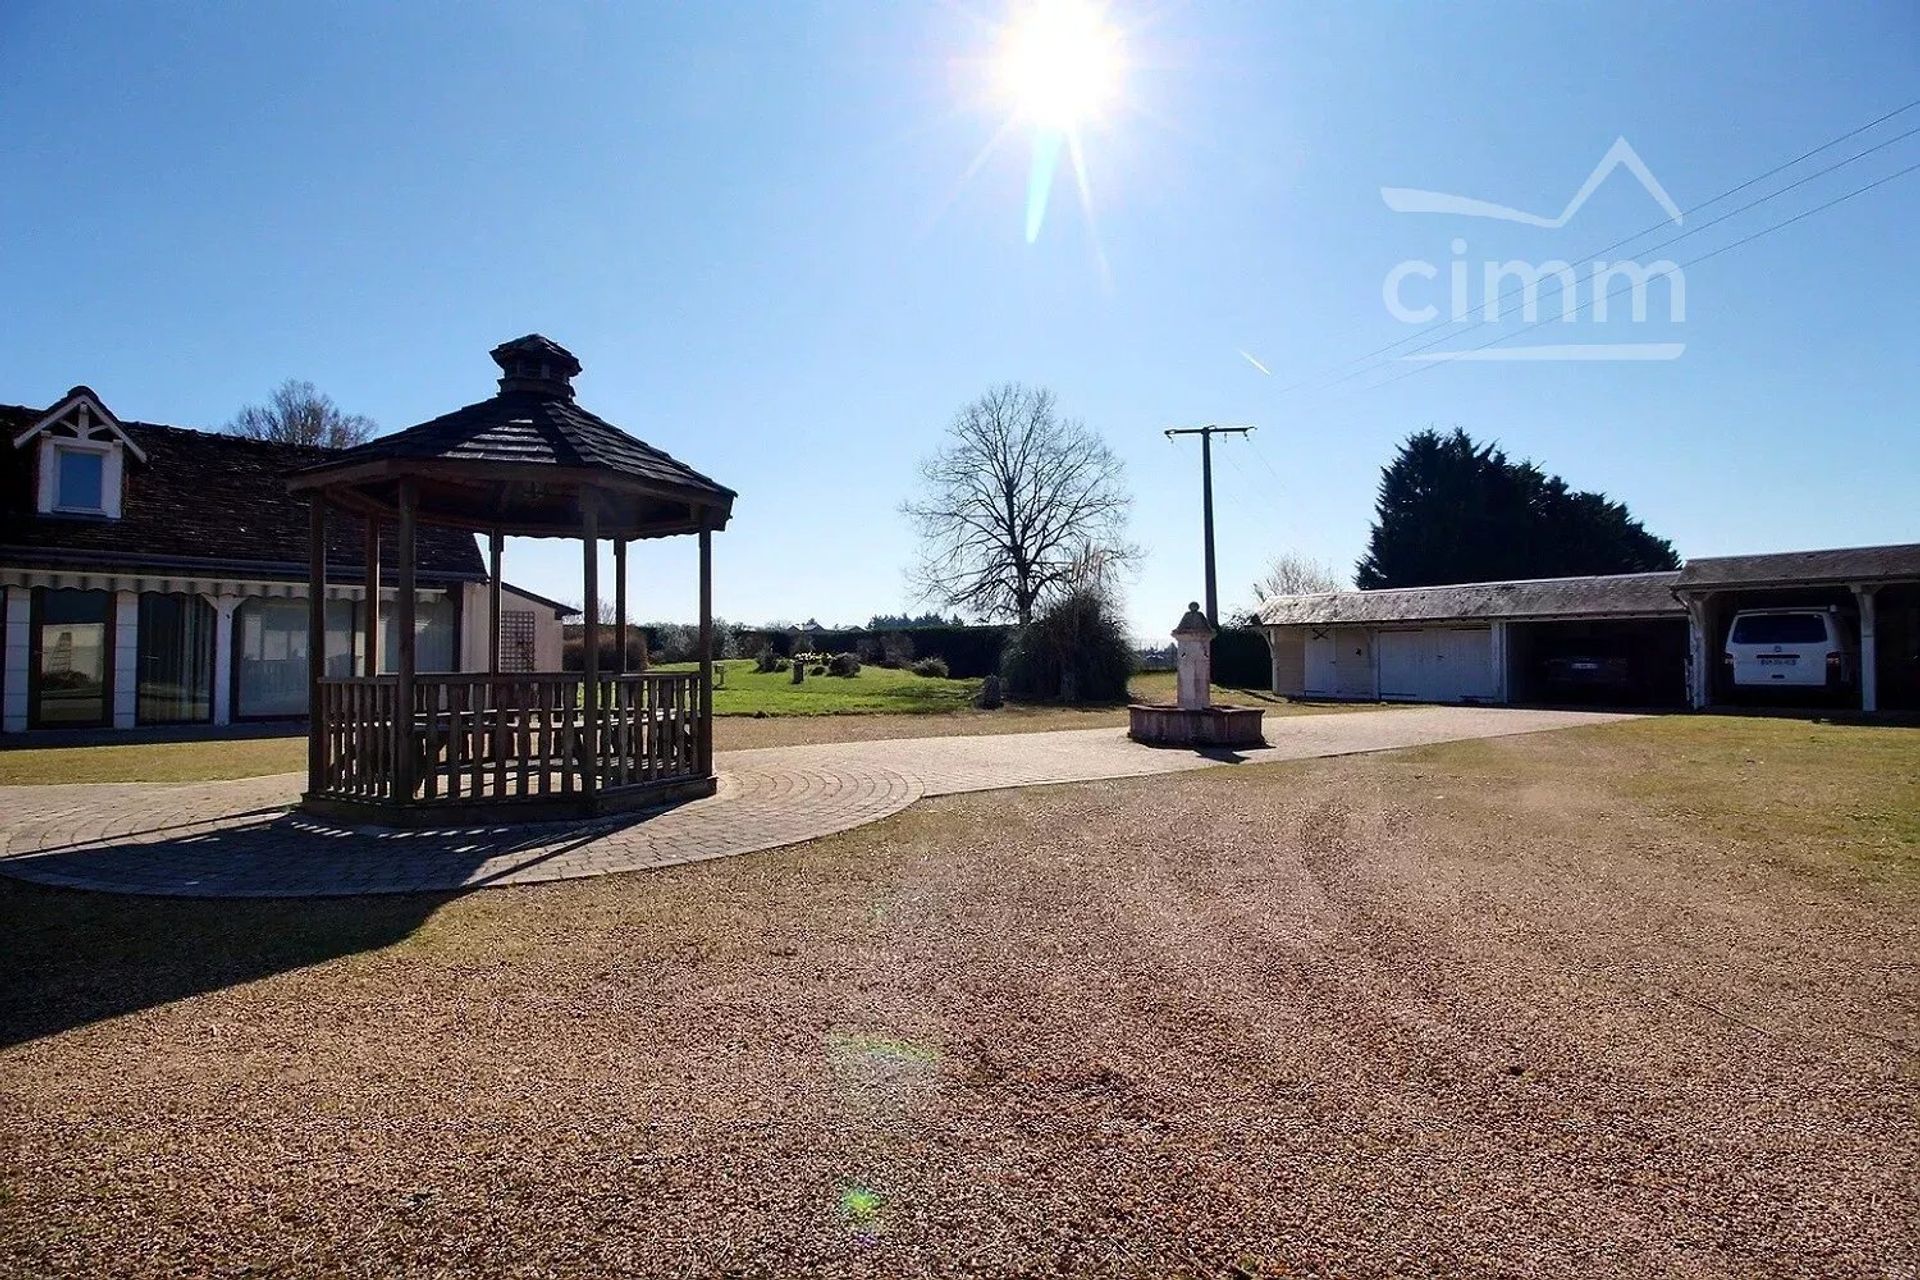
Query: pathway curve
0 706 1634 898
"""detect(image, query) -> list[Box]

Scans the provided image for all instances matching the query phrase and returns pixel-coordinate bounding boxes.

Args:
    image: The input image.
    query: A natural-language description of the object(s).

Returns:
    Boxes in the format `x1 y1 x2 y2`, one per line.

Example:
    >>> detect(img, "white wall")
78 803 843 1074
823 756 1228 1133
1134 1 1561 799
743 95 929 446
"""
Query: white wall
1266 628 1306 696
2 586 28 732
1303 626 1376 699
460 582 566 673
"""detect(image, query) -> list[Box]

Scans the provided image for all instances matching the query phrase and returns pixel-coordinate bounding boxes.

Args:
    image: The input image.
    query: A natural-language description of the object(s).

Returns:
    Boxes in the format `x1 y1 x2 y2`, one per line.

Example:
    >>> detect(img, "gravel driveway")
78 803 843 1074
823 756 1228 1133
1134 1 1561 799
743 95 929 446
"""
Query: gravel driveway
2 716 1914 1276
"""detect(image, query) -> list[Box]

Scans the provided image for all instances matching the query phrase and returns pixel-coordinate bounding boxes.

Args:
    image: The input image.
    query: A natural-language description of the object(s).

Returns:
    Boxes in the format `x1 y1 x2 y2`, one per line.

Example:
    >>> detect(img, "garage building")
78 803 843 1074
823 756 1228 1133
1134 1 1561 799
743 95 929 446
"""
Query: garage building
1258 542 1919 712
1261 572 1686 707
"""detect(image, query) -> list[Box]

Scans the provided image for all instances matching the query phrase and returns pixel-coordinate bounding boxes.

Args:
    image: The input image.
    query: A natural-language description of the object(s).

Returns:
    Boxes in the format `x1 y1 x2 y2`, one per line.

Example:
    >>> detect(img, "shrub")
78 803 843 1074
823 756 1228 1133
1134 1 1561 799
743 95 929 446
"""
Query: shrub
560 624 655 672
827 652 861 677
909 655 950 679
880 631 916 668
1211 628 1272 689
976 673 1005 709
1000 590 1134 704
754 644 781 674
650 622 699 664
810 664 827 676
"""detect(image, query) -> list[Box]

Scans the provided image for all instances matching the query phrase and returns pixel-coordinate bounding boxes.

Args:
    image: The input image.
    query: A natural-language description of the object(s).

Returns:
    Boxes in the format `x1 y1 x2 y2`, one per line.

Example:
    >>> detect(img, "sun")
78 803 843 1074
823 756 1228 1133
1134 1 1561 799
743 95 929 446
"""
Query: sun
994 0 1126 133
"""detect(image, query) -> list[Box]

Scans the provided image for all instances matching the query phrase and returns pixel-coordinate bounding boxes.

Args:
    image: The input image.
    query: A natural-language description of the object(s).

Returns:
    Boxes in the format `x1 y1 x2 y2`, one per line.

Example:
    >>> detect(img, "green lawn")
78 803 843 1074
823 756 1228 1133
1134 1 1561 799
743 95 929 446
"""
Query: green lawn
689 658 982 716
687 659 1283 717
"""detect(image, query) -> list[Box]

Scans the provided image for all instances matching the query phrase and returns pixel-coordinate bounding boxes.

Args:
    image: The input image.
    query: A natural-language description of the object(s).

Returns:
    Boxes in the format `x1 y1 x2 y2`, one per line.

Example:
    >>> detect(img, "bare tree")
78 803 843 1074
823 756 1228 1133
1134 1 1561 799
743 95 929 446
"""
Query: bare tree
226 379 377 448
1234 552 1344 625
903 384 1138 626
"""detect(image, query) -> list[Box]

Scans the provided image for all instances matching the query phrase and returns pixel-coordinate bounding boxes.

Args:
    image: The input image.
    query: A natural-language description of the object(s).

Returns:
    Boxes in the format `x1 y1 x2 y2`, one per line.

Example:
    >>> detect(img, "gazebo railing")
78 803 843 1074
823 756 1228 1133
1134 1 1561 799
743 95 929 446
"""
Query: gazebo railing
311 671 704 807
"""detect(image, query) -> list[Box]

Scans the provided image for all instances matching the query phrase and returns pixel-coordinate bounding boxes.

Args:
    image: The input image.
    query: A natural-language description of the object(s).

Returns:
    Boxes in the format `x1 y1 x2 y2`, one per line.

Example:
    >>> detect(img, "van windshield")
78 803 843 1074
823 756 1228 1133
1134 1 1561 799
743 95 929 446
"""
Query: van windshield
1731 614 1827 645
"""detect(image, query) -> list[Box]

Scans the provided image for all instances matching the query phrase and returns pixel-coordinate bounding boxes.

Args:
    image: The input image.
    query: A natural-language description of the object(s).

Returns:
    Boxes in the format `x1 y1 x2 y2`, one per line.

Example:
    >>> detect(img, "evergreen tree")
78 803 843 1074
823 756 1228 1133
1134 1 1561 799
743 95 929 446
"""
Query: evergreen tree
1354 428 1678 589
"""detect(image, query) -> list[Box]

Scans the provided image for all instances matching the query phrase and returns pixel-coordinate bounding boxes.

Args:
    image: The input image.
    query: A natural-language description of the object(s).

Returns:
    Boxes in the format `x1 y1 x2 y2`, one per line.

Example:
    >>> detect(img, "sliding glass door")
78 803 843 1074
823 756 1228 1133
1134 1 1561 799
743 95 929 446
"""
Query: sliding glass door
32 589 112 727
233 597 357 719
137 593 215 724
380 592 459 674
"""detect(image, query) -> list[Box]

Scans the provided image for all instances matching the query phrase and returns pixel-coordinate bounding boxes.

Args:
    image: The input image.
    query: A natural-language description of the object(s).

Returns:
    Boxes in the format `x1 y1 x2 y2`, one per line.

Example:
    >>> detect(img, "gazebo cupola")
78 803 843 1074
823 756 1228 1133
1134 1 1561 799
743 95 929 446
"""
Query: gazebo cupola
492 334 582 398
286 335 736 826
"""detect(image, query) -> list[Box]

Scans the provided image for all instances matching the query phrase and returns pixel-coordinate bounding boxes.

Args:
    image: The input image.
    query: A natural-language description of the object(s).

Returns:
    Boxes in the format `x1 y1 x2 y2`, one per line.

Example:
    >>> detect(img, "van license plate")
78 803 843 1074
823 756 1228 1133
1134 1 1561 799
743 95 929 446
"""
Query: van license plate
1758 655 1797 665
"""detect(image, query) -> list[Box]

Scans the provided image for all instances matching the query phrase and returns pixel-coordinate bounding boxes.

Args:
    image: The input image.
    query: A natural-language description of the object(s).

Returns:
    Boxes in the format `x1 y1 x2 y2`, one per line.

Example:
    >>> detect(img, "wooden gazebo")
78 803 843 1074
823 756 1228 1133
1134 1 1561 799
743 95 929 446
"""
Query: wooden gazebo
287 335 734 825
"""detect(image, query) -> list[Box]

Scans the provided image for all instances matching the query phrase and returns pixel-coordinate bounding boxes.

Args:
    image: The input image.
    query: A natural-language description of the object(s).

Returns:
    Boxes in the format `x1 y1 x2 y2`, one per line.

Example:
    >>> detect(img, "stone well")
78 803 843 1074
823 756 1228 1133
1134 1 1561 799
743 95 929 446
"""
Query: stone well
1128 602 1266 749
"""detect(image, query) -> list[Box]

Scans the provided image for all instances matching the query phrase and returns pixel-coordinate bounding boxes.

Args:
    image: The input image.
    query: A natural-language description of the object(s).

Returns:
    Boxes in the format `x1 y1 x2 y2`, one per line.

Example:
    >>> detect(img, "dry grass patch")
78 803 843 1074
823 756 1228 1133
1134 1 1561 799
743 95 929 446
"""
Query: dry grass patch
0 734 307 786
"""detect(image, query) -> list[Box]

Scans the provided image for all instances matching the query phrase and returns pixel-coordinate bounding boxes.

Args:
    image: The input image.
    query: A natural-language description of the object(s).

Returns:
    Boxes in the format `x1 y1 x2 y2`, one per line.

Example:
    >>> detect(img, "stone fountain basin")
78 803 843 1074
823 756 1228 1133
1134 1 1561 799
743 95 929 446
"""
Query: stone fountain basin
1127 703 1266 749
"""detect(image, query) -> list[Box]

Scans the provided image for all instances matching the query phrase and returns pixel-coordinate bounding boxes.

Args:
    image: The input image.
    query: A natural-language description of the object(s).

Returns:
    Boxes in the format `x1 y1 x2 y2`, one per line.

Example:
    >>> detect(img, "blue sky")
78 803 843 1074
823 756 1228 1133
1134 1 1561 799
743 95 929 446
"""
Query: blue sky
3 1 1915 635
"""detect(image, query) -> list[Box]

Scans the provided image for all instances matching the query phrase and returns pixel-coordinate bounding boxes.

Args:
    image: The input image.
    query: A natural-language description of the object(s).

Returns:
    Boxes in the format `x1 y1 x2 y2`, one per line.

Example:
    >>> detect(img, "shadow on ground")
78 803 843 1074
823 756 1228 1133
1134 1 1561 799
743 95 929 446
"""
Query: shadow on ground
0 802 689 1047
0 879 455 1049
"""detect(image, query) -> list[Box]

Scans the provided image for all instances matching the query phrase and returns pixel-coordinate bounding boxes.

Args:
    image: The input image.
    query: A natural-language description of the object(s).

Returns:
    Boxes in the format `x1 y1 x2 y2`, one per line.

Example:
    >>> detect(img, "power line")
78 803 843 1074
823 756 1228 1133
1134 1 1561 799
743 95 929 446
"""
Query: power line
1266 97 1920 396
1348 157 1920 395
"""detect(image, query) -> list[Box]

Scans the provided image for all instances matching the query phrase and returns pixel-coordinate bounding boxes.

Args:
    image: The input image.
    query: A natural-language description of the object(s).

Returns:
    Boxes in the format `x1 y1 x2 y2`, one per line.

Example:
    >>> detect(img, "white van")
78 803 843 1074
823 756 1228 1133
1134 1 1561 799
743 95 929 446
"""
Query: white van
1723 608 1858 690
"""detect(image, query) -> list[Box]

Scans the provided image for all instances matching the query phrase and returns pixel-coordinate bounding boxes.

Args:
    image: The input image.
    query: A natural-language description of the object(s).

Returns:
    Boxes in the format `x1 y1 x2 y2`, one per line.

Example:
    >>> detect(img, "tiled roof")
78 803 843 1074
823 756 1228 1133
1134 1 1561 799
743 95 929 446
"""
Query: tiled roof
0 406 484 583
1258 572 1684 626
1675 543 1920 589
491 333 581 377
501 580 580 618
309 390 734 500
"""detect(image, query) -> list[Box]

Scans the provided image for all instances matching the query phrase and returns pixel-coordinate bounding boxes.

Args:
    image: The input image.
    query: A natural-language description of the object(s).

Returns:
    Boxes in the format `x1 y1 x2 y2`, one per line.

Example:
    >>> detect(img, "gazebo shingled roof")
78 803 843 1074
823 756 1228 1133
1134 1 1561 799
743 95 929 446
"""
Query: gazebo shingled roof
288 335 734 539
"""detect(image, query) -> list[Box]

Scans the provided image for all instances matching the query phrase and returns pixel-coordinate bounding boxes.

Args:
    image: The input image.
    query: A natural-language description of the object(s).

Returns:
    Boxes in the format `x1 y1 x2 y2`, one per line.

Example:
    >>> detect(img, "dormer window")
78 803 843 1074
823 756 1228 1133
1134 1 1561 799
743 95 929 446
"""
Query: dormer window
14 386 142 520
54 442 108 513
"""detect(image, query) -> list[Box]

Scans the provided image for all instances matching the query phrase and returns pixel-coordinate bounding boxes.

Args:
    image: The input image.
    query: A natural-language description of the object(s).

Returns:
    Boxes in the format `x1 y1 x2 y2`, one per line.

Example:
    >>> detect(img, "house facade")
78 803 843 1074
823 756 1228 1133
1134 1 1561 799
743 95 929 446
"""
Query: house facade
2 386 573 733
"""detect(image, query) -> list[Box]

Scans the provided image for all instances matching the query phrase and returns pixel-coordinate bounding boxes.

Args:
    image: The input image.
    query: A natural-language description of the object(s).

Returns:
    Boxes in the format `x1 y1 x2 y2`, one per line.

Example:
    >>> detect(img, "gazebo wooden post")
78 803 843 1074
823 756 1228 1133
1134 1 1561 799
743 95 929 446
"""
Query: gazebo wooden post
613 538 628 674
395 479 418 802
487 530 503 677
363 517 380 676
698 528 713 777
581 501 601 799
306 495 328 795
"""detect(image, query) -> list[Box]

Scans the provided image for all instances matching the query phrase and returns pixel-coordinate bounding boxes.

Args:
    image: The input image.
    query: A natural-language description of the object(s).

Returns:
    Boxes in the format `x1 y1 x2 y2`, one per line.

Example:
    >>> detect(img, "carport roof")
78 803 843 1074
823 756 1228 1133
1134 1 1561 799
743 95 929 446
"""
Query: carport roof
1674 542 1920 590
1257 571 1684 627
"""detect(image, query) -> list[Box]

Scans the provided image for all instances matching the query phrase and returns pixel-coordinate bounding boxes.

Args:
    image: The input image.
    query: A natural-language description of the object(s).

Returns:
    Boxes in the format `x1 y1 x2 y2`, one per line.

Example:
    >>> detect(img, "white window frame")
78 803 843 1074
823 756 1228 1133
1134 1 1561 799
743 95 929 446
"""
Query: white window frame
38 437 121 518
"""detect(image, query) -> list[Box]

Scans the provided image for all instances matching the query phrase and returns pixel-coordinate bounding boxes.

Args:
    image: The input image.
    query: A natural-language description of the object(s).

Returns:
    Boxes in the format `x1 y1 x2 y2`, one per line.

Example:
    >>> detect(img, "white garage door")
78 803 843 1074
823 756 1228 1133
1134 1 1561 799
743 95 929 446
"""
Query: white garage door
1305 627 1375 698
1377 628 1494 702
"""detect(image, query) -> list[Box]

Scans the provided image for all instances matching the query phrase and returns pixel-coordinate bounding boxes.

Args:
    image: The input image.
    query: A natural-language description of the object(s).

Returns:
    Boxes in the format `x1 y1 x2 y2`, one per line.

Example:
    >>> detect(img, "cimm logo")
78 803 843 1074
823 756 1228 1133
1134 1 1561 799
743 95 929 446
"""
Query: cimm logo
1381 138 1687 361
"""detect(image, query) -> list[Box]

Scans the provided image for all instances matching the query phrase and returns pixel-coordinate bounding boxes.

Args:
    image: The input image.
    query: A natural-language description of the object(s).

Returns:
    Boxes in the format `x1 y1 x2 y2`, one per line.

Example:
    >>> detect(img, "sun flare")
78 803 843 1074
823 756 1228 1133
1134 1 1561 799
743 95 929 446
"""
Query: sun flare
994 0 1125 132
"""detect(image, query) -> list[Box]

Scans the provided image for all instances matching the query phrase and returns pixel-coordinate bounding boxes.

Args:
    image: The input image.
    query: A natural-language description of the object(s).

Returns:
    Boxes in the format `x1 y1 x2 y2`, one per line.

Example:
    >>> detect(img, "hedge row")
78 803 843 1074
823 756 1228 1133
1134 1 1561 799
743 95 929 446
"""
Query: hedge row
560 626 654 672
1210 627 1272 689
558 620 1271 688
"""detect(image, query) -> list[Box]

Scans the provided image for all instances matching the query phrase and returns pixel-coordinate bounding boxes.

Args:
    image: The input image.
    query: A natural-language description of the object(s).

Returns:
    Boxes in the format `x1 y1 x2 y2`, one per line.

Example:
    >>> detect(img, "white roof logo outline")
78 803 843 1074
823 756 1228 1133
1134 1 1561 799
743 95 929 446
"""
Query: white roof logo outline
1381 137 1682 227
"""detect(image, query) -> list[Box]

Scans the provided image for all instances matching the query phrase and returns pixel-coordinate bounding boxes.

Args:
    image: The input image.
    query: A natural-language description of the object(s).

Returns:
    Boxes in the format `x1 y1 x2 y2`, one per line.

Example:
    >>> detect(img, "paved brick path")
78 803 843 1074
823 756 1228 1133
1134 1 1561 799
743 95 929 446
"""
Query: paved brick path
0 706 1632 897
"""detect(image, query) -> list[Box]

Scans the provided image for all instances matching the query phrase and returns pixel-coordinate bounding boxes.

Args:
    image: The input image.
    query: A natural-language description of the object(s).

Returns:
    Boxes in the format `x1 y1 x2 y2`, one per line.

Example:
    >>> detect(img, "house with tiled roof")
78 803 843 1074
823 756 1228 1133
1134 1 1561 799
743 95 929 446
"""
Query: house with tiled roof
1 385 574 733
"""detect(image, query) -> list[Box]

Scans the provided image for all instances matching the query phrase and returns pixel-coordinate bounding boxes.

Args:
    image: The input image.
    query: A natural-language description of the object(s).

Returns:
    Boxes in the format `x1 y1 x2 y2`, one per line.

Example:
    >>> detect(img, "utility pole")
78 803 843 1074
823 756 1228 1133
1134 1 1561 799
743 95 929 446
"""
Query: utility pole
1164 424 1254 627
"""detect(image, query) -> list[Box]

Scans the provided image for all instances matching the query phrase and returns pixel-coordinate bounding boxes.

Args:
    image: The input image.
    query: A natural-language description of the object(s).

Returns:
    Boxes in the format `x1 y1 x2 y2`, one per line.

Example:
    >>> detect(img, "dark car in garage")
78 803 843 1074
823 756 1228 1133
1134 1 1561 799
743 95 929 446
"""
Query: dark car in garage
1538 636 1642 703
